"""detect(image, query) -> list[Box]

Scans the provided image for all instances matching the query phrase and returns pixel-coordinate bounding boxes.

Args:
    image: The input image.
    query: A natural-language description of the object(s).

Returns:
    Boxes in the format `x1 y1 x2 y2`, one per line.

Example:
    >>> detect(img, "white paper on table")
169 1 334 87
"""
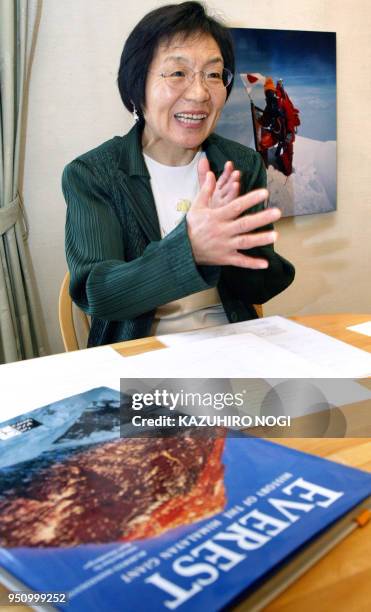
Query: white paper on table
113 332 336 380
159 316 371 378
111 331 371 420
347 321 371 337
1 332 370 425
2 317 371 423
0 346 124 420
100 337 371 418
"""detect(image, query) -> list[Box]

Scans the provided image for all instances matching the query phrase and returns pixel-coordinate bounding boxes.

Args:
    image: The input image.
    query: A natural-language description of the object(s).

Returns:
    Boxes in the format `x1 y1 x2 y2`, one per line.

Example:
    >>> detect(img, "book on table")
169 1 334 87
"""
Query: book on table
0 387 370 611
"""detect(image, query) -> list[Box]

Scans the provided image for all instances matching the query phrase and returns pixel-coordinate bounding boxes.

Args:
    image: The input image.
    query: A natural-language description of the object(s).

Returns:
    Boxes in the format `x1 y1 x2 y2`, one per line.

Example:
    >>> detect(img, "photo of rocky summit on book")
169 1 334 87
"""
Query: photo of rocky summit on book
0 389 225 547
0 387 371 612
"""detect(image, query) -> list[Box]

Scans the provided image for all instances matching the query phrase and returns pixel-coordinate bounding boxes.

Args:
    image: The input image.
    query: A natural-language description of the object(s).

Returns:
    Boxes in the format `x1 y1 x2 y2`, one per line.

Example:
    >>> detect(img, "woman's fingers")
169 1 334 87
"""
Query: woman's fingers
220 188 270 220
188 176 281 269
208 162 238 209
197 156 211 188
231 230 278 251
227 253 269 269
217 161 234 190
198 160 242 209
192 171 216 209
219 179 240 203
219 170 240 199
231 206 281 234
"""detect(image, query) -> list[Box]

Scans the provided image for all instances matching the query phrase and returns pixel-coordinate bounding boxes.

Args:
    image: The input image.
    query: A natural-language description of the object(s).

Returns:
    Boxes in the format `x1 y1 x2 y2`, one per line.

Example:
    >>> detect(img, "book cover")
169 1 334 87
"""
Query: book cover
0 387 370 611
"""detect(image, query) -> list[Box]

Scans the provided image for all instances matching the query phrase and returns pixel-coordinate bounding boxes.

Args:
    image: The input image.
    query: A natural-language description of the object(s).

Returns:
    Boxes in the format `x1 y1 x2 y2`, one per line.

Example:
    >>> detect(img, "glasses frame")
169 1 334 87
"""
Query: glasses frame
152 67 234 90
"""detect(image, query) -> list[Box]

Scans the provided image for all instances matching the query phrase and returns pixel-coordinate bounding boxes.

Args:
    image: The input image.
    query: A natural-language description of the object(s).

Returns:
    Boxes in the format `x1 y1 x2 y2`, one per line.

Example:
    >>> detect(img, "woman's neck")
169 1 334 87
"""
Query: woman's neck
142 128 200 166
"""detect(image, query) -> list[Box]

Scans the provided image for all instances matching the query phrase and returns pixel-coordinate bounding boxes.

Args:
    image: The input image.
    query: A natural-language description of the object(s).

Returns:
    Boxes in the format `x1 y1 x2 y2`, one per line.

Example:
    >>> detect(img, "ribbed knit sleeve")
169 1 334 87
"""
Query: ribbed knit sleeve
63 160 220 321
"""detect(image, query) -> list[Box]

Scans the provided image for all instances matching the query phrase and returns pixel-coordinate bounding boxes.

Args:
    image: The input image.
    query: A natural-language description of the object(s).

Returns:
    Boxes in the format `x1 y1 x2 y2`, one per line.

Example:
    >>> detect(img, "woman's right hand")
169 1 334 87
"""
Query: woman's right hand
198 158 240 209
186 171 281 269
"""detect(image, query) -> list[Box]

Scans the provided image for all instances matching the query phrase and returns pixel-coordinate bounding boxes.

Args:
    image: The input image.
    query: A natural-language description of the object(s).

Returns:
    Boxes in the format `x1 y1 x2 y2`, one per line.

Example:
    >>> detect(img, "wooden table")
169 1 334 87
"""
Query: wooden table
113 313 371 357
113 314 371 611
263 315 371 611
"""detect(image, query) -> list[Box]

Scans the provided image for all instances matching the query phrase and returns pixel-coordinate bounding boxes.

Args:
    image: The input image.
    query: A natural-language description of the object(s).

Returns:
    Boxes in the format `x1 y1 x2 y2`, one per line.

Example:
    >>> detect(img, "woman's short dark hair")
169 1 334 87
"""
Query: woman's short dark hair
118 1 235 122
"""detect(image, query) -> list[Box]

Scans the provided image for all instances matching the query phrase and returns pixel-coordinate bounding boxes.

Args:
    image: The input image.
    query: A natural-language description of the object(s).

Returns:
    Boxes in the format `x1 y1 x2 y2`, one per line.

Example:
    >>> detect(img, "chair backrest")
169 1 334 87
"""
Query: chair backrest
254 304 263 318
58 272 90 351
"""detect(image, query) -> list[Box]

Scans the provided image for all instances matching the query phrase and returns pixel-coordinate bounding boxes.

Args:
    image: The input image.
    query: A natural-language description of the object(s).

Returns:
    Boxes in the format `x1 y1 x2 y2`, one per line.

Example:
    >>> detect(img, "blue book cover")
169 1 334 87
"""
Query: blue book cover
0 387 370 611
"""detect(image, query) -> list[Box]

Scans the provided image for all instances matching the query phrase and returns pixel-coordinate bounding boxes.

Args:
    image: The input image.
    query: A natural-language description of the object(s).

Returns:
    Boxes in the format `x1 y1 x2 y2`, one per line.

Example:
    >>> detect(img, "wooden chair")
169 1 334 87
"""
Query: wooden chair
254 304 263 318
59 272 90 351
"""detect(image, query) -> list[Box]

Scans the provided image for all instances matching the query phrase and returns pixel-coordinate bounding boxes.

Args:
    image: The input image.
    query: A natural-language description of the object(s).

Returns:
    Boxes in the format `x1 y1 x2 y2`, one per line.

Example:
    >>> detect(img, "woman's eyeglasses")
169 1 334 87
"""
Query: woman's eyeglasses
154 67 234 90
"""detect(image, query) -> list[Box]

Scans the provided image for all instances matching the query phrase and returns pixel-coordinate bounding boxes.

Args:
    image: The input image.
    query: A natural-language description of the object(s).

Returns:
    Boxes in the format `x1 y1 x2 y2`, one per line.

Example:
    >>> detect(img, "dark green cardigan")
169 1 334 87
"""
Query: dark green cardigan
62 124 295 347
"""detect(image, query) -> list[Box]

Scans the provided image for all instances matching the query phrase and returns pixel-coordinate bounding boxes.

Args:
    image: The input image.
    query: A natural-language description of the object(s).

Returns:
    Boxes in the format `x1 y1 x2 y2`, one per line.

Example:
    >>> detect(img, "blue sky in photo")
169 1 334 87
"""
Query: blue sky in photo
217 28 336 145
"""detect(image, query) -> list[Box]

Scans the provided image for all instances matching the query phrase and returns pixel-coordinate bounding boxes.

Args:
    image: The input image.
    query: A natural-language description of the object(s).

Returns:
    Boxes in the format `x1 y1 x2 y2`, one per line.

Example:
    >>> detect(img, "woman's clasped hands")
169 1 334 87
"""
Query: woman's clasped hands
186 158 281 269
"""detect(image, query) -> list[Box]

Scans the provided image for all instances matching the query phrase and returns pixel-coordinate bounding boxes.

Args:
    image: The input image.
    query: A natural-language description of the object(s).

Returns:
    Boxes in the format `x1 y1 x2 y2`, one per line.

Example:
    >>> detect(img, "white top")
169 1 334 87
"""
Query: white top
143 151 228 335
143 150 204 237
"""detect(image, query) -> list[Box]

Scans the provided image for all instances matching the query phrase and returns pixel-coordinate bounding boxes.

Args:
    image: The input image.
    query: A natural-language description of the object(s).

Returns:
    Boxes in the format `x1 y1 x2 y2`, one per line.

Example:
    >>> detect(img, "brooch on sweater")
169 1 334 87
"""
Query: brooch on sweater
176 199 192 213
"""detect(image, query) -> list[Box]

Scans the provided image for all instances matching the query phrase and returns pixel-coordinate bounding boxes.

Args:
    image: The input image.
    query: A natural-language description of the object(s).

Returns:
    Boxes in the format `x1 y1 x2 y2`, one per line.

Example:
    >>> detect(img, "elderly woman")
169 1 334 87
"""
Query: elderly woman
62 1 294 347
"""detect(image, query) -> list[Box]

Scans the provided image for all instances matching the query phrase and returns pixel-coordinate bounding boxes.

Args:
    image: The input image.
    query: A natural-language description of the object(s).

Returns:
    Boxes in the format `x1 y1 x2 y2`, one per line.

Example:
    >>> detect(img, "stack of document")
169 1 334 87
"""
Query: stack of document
1 317 371 420
156 316 371 378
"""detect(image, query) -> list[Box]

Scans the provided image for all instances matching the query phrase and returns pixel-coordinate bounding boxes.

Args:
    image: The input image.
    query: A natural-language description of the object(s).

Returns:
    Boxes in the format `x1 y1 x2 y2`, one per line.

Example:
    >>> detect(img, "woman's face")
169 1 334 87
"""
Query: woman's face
142 33 228 163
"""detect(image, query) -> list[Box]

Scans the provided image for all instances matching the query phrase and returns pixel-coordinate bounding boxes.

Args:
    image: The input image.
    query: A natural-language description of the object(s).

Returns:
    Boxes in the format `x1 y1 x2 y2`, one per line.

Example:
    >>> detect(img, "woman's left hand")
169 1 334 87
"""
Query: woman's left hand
198 158 240 209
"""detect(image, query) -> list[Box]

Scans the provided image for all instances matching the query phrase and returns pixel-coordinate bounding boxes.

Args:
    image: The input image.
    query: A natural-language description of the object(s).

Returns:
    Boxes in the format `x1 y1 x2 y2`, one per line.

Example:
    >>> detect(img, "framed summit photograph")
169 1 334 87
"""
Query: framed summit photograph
216 28 337 217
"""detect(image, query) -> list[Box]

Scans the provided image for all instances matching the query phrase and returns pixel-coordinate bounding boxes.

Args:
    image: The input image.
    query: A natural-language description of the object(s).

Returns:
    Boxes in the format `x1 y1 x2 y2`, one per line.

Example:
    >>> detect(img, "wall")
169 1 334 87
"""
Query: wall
23 0 371 355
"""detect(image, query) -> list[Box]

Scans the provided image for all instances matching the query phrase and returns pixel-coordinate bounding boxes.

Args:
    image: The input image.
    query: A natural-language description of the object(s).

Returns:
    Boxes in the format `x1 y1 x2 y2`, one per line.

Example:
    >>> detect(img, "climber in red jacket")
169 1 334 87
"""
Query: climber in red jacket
258 77 300 177
275 79 301 176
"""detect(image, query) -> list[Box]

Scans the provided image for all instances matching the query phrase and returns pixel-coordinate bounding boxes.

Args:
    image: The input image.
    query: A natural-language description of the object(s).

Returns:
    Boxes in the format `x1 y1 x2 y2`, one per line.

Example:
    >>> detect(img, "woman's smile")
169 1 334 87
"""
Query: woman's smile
174 111 209 127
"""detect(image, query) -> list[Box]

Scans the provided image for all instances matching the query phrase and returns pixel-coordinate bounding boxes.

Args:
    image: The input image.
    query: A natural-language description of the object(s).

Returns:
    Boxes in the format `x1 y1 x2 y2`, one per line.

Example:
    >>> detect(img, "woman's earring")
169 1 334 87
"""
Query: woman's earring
132 102 139 123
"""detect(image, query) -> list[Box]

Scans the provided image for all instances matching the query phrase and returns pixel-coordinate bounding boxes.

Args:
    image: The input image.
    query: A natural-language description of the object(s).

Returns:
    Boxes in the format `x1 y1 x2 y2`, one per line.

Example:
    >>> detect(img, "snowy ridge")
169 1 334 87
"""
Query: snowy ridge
267 135 336 217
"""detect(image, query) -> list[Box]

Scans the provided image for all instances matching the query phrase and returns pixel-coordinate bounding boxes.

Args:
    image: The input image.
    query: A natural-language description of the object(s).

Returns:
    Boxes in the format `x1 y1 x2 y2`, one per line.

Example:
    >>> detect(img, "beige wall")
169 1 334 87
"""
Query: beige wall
23 0 371 355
